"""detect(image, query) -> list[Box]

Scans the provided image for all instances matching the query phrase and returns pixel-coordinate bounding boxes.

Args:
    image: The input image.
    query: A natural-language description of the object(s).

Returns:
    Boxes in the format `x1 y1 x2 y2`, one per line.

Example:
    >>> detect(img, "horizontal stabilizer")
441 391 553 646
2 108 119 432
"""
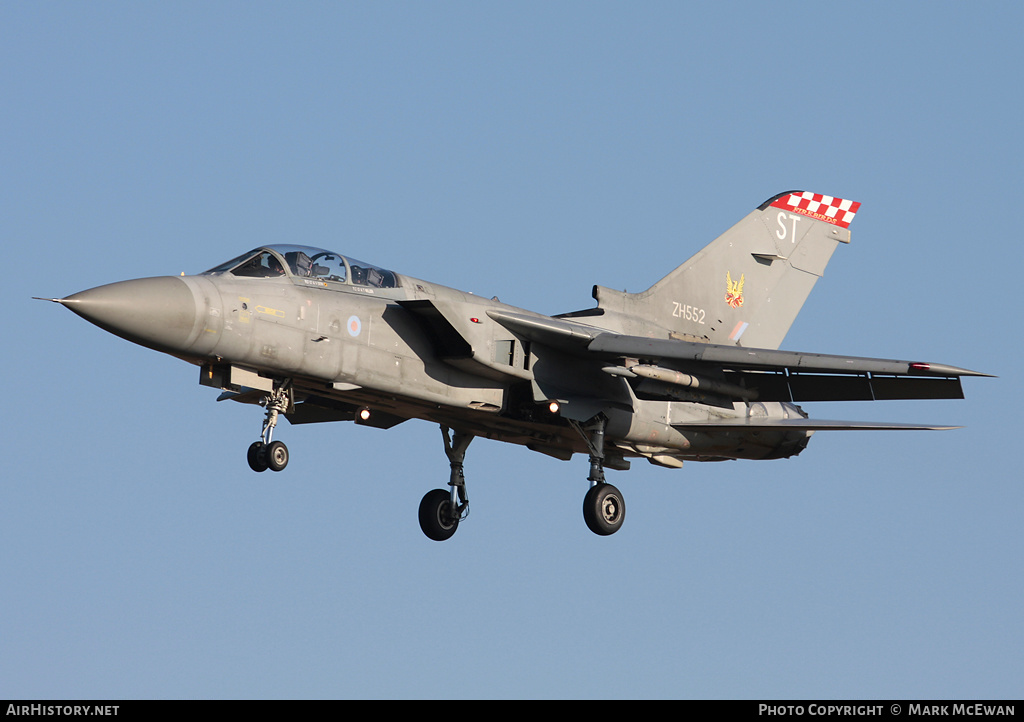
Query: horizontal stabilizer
672 418 960 431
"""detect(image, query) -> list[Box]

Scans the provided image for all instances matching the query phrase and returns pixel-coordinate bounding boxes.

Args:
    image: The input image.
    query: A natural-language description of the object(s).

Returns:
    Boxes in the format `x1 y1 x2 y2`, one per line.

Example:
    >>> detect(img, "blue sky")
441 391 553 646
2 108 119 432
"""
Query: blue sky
2 1 1020 699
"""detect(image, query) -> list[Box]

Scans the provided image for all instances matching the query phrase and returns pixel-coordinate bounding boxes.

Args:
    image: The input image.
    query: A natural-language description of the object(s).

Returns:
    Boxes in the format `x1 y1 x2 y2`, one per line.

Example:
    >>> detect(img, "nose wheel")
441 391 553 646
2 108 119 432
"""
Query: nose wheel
246 383 291 473
247 439 289 472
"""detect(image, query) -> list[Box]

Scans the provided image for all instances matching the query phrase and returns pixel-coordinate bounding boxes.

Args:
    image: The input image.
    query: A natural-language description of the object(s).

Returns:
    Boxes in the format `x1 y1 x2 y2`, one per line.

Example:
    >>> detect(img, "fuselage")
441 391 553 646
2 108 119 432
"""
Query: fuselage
59 244 813 468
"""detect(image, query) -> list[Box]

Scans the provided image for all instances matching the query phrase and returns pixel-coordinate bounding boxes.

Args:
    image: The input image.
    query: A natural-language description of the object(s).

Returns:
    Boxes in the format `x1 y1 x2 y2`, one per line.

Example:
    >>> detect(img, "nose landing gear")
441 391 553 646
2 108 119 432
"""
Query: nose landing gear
246 383 292 473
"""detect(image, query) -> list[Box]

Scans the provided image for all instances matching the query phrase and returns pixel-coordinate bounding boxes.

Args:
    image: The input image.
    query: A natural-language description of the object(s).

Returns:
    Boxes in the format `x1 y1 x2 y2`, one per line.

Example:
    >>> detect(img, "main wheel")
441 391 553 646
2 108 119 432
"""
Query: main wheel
265 440 289 472
247 442 269 472
419 488 459 541
583 483 625 536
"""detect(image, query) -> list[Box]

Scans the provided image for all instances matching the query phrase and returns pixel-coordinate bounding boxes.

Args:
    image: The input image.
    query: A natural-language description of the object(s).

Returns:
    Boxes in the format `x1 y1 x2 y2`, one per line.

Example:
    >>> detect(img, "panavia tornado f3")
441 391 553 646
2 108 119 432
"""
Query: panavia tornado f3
39 191 989 540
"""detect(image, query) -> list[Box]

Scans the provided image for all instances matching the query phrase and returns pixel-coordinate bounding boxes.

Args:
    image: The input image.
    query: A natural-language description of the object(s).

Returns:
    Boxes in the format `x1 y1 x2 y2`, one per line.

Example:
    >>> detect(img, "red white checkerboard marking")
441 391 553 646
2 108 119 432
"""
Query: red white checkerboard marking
769 192 861 228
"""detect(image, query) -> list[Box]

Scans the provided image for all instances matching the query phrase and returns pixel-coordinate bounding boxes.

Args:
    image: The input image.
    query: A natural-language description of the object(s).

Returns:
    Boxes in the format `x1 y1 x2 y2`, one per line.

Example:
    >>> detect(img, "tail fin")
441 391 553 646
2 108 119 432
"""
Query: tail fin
590 191 860 350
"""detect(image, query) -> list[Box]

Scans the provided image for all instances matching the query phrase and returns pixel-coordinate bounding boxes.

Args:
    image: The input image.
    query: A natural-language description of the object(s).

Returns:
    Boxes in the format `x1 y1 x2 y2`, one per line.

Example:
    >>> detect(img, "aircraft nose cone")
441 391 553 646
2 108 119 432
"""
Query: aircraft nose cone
62 277 199 352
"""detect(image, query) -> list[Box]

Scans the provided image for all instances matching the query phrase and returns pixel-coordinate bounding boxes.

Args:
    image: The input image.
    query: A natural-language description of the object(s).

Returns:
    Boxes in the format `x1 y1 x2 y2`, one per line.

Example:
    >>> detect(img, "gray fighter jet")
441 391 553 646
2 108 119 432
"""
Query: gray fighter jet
39 191 988 540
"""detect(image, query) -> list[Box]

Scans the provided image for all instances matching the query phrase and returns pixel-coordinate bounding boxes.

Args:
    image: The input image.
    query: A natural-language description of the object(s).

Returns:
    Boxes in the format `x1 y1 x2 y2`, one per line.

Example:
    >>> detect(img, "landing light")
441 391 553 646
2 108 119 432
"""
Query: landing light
359 407 372 421
548 401 560 414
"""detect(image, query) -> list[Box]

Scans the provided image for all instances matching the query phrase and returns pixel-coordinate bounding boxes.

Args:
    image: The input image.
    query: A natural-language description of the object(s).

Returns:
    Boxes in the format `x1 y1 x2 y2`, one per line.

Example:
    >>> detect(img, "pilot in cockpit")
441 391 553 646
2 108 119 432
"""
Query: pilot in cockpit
267 255 285 276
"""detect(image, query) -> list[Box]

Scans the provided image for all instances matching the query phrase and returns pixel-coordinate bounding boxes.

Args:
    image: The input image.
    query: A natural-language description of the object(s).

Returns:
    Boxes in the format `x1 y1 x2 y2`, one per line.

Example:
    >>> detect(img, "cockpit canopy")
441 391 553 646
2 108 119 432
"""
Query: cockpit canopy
202 244 399 289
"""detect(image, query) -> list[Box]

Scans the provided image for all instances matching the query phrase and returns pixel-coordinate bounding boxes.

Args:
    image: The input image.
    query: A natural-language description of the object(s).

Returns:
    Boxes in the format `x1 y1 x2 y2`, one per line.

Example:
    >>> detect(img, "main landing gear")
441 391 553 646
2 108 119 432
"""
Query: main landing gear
418 426 472 541
416 416 626 541
572 414 626 537
247 383 291 473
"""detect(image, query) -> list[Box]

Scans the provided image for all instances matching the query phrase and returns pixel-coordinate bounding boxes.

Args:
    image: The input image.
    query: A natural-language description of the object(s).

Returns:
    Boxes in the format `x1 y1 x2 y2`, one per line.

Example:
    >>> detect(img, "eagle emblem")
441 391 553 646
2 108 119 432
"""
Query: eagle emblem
725 271 745 308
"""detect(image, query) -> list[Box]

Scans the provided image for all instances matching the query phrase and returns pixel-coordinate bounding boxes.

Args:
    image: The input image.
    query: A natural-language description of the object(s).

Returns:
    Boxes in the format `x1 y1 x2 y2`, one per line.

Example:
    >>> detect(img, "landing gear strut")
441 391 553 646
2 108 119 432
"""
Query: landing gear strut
571 414 626 536
247 382 292 473
418 426 473 541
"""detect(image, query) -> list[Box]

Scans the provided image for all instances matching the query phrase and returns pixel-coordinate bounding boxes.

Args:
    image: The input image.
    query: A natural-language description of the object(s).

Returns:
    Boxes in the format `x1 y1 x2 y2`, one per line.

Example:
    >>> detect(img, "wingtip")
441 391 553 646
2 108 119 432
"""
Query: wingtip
913 362 995 378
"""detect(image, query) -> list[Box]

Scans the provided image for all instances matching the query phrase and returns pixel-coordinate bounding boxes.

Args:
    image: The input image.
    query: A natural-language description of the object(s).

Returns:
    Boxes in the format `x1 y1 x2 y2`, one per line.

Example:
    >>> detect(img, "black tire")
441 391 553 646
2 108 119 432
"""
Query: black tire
583 483 625 536
419 488 459 541
247 442 268 472
265 440 289 472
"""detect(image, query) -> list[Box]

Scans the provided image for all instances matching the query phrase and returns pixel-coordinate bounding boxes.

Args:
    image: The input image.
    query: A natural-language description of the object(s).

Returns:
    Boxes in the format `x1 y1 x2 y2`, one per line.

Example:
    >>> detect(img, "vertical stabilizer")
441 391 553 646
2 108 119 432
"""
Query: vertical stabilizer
590 191 860 350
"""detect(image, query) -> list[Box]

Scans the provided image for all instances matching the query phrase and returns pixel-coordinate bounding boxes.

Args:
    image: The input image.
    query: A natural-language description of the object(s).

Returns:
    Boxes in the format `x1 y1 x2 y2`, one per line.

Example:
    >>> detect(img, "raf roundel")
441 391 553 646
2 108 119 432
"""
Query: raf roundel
347 315 362 337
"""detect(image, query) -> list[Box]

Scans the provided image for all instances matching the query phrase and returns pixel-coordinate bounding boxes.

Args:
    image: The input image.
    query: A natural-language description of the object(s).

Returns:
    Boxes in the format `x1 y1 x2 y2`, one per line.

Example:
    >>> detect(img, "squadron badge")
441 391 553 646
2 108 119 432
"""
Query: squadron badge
725 271 745 308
